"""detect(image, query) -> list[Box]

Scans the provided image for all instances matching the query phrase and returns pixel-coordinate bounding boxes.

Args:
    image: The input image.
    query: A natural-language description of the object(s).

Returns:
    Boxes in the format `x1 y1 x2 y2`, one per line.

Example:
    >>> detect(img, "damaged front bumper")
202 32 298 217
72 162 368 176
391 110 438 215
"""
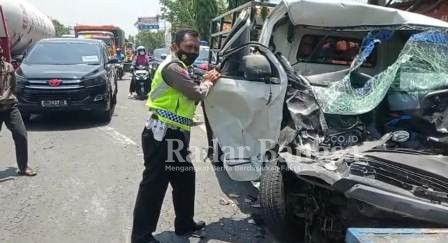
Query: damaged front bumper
345 183 448 225
281 151 448 225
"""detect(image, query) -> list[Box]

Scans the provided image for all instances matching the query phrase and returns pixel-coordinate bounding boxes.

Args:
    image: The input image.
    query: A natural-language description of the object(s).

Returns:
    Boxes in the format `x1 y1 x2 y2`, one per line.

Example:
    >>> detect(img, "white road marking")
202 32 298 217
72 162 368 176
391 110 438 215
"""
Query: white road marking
98 126 137 146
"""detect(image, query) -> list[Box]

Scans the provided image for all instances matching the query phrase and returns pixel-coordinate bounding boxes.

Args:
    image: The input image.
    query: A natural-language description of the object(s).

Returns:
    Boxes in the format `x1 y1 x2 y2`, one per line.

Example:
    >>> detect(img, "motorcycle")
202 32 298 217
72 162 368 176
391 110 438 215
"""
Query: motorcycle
132 65 151 99
115 61 124 80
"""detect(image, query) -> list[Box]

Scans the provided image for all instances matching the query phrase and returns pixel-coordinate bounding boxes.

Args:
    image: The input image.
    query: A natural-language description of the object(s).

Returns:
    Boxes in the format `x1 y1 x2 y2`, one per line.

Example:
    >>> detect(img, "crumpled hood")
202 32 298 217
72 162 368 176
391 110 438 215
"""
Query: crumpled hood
20 64 102 79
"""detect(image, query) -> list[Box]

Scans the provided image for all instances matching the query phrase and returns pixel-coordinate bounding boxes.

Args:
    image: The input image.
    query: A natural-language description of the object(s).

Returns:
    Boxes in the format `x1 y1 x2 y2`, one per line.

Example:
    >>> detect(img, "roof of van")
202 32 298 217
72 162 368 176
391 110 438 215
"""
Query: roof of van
281 0 448 28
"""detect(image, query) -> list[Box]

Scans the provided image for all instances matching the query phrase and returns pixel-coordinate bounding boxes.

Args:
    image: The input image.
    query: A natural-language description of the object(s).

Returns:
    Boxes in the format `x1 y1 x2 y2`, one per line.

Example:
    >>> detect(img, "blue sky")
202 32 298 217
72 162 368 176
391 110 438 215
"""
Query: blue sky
26 0 161 36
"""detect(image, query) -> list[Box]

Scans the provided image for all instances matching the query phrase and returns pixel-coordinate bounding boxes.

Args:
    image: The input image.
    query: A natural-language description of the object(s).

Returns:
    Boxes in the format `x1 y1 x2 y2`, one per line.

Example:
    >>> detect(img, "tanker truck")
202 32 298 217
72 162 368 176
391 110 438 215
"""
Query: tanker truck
0 0 55 66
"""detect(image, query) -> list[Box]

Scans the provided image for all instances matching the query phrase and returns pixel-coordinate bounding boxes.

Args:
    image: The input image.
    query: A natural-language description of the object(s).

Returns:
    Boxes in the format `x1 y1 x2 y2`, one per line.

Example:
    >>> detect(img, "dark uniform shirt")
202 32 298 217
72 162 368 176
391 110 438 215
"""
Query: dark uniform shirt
0 61 17 111
161 56 213 102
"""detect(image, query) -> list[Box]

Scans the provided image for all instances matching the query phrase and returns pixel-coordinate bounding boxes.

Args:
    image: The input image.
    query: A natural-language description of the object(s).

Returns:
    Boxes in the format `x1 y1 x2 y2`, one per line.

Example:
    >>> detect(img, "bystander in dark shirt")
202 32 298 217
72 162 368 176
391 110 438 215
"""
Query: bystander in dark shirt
0 61 17 111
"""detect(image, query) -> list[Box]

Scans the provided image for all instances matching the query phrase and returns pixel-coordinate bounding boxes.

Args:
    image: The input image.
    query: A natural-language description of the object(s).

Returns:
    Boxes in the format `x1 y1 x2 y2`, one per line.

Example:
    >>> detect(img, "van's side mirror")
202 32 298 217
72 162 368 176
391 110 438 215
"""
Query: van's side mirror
242 54 272 82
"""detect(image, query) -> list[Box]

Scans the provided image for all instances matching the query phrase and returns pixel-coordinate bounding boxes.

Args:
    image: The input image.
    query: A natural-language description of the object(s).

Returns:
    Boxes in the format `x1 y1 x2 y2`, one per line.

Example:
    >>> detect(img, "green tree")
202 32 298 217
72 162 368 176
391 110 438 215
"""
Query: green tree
194 0 219 40
52 19 70 37
135 31 165 53
128 35 135 44
160 0 226 41
217 0 228 13
160 0 274 41
160 0 196 33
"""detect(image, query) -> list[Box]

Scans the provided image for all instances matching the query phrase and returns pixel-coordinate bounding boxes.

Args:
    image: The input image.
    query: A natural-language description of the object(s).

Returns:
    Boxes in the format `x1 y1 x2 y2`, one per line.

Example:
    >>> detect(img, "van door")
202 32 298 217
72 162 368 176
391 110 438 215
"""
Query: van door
205 12 288 181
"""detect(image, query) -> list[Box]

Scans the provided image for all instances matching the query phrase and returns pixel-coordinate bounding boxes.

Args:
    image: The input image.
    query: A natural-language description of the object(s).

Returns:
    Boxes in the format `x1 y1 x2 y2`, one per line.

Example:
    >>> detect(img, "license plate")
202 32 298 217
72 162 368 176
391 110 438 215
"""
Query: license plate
41 100 68 107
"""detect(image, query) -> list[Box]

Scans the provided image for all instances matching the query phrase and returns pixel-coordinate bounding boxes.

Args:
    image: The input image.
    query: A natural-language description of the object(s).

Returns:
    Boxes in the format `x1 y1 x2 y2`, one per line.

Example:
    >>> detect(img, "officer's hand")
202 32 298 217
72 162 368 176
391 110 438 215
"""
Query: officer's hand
204 69 221 84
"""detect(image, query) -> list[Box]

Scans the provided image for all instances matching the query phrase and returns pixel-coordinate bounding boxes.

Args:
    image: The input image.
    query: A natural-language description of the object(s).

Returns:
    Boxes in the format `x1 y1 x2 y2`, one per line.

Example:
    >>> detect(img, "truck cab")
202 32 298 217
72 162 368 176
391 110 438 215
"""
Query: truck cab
74 25 125 59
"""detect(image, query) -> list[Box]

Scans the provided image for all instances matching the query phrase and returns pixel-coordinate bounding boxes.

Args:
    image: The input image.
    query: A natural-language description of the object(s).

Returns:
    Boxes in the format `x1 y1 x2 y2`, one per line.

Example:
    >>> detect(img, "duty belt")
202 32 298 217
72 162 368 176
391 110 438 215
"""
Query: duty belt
155 109 193 127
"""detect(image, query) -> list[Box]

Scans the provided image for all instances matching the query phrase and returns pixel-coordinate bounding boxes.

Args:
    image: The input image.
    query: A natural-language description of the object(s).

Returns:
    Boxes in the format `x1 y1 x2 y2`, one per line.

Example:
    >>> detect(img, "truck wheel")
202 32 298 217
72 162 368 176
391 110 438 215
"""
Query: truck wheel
260 162 301 242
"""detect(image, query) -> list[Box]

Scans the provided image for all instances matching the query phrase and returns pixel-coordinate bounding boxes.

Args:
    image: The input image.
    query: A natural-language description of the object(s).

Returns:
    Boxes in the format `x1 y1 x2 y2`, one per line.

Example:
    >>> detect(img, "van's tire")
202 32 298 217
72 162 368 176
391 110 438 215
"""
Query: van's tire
212 143 224 167
260 162 298 242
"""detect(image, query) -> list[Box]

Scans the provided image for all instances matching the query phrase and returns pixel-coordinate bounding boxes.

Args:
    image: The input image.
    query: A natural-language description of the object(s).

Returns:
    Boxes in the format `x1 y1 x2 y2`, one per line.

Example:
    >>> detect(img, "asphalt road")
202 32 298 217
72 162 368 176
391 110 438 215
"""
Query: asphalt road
0 75 274 243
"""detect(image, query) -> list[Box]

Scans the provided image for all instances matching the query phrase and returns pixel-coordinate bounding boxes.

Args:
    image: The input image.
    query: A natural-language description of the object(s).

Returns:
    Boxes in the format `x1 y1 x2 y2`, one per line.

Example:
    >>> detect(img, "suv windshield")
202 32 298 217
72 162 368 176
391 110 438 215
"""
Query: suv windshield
25 42 102 65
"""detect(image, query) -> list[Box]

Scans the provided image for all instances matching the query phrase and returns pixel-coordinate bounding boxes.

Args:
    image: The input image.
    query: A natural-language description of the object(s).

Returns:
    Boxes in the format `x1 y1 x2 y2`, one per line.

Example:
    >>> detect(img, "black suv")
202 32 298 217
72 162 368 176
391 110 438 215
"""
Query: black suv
15 38 118 122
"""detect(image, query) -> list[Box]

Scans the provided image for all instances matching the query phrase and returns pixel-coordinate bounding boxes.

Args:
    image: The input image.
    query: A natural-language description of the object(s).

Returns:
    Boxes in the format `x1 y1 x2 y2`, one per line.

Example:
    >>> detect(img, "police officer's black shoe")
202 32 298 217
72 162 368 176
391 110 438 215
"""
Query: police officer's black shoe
148 235 160 243
175 221 206 236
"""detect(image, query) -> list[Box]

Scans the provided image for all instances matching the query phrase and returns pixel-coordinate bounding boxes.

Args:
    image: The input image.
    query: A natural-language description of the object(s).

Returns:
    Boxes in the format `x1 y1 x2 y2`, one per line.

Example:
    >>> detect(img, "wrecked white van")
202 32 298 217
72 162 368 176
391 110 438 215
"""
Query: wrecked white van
205 0 448 242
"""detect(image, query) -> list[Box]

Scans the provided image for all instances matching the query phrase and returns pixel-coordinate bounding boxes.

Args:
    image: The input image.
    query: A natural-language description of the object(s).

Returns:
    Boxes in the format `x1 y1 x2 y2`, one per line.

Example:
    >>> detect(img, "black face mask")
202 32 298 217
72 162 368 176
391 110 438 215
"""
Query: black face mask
177 50 199 66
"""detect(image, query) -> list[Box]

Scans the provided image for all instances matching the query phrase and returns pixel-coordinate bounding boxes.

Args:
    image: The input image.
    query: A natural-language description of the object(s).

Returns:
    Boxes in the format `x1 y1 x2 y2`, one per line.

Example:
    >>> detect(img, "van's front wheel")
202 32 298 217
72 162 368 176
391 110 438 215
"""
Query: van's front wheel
260 162 304 242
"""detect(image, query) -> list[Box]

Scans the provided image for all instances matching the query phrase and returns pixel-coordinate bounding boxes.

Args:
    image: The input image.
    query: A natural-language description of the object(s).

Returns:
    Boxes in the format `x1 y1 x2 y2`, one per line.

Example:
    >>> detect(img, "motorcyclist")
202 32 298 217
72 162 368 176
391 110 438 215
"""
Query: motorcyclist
129 46 150 98
115 48 125 80
116 48 125 62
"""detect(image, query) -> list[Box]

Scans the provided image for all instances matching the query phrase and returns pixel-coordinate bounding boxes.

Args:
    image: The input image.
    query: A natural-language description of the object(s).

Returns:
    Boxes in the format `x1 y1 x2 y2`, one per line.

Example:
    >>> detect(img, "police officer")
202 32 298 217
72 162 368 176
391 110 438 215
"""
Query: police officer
0 46 37 176
131 29 220 243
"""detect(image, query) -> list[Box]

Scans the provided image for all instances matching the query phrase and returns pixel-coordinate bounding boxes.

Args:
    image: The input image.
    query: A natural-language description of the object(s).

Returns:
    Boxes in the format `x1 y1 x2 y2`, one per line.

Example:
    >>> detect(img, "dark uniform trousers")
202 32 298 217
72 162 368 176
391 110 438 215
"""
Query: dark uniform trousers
0 105 28 171
131 126 196 243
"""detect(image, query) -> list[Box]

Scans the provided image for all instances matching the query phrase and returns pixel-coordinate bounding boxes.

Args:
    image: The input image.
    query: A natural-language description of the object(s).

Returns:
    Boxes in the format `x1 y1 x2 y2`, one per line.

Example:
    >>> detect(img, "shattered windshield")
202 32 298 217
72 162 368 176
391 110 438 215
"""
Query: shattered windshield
313 30 448 115
392 40 448 91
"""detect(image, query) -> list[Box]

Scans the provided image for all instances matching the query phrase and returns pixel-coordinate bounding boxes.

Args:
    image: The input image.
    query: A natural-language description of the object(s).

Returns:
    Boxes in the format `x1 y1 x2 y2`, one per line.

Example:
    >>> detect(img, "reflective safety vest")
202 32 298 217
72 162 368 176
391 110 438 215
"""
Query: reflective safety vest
146 55 196 131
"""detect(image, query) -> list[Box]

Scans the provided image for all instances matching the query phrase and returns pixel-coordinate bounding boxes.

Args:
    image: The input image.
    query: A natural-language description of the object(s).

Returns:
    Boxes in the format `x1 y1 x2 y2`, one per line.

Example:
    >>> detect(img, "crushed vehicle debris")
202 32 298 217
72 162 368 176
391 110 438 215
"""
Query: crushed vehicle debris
204 0 448 242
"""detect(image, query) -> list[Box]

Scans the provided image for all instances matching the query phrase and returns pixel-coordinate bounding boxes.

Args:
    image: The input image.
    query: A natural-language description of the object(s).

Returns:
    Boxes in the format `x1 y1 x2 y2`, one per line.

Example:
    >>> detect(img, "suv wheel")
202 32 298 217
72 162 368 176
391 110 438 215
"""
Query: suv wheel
100 106 113 123
97 93 114 123
260 162 303 242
